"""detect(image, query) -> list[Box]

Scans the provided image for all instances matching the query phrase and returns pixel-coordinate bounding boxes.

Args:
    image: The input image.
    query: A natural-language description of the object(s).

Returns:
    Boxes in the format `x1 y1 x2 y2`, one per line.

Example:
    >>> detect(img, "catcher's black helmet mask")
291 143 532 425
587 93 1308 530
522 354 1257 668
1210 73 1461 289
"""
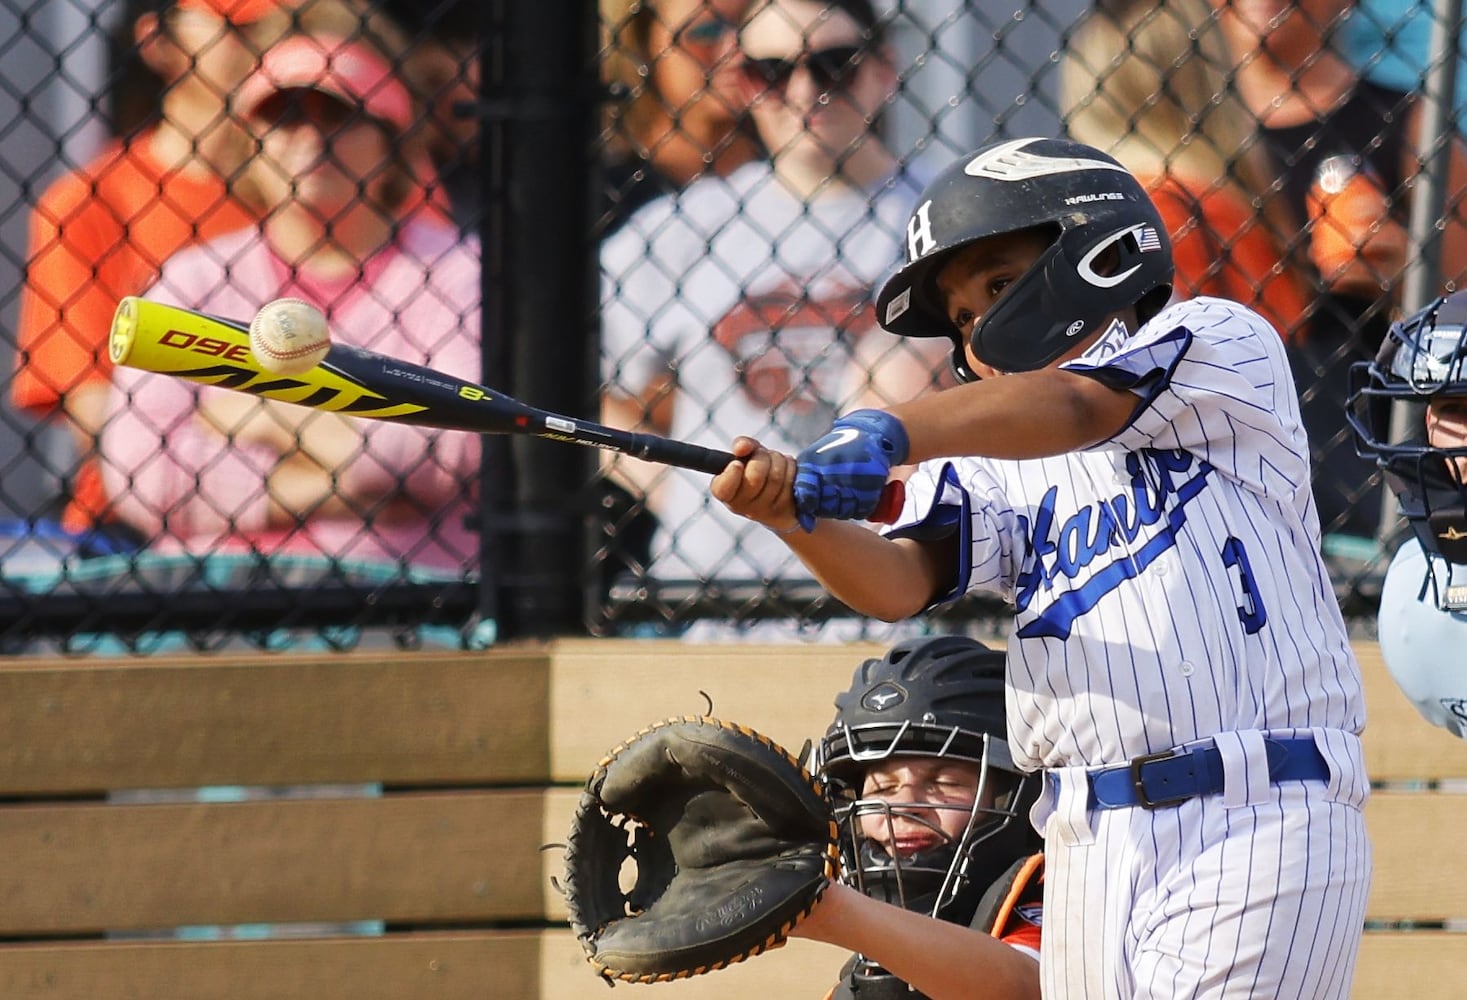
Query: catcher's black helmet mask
1348 290 1467 571
817 636 1040 928
875 136 1174 379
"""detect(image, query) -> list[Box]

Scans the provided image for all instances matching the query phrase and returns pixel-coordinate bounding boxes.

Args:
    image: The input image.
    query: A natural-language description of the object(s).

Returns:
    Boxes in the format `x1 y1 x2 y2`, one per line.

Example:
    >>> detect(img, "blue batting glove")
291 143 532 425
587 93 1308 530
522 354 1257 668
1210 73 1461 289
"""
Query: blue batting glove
792 409 909 530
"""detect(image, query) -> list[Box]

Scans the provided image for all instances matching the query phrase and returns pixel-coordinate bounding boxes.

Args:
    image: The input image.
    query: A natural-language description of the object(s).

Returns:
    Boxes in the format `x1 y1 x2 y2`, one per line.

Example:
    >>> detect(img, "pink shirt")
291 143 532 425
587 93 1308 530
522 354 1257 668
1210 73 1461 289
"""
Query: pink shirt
101 222 482 572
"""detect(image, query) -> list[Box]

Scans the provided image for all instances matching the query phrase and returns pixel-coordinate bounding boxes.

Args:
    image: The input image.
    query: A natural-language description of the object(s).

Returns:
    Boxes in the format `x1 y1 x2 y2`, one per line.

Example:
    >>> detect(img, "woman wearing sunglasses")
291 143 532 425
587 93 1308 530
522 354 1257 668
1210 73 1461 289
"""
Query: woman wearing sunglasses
737 0 899 199
599 0 948 640
600 0 761 235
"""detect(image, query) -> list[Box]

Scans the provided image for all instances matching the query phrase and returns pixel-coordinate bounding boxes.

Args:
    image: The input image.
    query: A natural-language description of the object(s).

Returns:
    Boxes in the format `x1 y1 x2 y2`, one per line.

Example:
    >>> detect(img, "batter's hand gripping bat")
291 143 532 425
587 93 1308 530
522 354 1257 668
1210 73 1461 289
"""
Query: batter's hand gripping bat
107 296 904 522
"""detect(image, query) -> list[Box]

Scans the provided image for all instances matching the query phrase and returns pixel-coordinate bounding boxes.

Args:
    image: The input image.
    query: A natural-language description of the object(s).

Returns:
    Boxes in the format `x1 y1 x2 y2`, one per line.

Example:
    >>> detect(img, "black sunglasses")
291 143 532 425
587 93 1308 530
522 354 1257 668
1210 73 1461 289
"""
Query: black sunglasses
741 45 866 94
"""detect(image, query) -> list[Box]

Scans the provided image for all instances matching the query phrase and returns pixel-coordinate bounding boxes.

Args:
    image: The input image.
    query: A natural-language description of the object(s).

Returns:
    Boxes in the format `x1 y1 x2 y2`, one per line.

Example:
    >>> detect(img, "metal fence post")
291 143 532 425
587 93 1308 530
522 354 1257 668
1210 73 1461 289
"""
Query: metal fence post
478 1 599 638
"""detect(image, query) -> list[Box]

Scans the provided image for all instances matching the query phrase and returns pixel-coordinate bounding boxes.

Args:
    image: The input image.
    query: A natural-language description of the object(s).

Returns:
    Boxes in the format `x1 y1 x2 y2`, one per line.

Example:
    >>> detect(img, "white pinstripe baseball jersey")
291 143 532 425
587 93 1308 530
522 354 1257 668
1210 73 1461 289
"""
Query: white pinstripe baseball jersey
890 295 1371 998
892 297 1365 770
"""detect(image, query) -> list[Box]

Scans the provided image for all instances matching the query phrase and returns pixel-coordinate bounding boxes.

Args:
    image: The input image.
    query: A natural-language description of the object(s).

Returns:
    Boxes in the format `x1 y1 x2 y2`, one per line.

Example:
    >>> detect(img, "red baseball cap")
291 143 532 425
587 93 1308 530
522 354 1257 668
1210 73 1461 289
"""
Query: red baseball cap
235 35 414 134
176 0 289 25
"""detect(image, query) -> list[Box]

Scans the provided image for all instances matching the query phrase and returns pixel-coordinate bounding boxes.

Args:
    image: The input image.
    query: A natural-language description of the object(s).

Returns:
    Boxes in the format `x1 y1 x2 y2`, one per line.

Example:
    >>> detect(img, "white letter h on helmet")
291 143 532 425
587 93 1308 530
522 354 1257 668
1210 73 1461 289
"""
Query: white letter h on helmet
907 200 936 261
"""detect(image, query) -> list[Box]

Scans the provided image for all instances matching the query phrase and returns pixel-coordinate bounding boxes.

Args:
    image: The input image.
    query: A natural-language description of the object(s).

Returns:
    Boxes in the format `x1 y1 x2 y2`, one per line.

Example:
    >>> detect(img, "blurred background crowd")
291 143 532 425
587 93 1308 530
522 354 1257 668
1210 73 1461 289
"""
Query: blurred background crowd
0 0 1458 649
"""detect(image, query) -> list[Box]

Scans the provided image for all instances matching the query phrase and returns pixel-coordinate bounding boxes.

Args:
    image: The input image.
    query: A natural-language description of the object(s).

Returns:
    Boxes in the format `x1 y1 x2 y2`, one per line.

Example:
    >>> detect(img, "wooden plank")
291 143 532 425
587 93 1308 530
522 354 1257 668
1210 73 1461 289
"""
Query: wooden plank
1354 931 1467 999
0 932 545 1000
4 637 1444 794
0 791 556 935
1366 790 1467 921
1357 643 1467 783
0 651 550 794
2 926 1459 1000
546 638 882 781
0 929 846 1000
540 928 845 1000
548 637 1462 784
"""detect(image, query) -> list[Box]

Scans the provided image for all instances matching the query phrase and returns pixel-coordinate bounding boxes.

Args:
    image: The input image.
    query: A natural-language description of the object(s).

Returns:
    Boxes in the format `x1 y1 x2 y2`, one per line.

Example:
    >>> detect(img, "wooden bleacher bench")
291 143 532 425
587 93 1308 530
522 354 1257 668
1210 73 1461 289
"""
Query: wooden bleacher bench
0 639 1460 998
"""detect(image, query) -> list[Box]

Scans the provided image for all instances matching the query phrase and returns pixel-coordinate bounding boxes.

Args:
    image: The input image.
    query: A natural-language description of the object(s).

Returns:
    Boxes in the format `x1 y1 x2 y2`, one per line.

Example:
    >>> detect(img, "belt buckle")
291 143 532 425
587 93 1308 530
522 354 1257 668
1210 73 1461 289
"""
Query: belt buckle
1129 747 1192 810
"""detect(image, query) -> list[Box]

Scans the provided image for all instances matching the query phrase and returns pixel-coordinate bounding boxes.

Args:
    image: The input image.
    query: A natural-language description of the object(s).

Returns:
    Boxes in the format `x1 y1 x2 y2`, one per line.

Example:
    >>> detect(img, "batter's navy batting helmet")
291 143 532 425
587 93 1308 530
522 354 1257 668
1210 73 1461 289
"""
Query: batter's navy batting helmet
875 136 1174 379
1349 290 1467 570
817 636 1040 931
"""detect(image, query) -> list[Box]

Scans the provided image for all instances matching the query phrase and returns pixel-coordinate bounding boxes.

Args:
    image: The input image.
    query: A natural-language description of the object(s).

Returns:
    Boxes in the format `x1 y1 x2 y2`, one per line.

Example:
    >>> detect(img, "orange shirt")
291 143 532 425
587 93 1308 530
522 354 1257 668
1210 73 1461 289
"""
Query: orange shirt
1146 175 1310 343
12 132 258 528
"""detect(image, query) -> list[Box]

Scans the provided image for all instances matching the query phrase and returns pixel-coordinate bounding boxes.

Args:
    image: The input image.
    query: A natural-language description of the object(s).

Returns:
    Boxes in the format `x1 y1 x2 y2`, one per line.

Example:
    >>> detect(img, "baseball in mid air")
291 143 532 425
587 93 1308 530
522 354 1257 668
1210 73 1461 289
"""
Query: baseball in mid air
249 298 330 375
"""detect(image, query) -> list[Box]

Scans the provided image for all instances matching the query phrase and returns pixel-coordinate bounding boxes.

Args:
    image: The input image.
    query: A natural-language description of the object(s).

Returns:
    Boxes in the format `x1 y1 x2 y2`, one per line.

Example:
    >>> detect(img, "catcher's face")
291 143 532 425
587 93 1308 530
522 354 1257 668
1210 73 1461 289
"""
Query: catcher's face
1428 397 1467 480
856 758 986 855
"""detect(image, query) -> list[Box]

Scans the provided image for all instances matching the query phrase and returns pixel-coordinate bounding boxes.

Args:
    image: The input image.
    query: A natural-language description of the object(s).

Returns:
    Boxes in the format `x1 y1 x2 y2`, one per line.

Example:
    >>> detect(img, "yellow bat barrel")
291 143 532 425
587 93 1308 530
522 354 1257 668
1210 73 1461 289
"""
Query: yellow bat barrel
106 296 428 419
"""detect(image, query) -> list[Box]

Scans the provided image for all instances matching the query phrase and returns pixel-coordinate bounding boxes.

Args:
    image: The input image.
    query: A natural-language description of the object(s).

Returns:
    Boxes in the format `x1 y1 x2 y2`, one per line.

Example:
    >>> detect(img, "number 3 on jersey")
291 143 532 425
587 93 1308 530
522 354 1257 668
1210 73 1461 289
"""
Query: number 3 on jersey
1222 536 1267 634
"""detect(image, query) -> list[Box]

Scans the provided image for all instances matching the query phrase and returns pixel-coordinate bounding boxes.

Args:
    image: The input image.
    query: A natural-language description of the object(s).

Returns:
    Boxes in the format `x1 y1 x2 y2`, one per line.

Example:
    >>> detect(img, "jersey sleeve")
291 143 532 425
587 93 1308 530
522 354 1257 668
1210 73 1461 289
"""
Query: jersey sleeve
885 458 1025 607
1063 297 1310 500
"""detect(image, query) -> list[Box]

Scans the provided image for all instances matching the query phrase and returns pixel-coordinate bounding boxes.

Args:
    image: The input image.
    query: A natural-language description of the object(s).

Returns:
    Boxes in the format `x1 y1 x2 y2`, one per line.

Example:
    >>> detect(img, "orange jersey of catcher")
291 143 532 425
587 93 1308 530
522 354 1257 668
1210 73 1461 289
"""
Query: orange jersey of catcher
12 134 258 530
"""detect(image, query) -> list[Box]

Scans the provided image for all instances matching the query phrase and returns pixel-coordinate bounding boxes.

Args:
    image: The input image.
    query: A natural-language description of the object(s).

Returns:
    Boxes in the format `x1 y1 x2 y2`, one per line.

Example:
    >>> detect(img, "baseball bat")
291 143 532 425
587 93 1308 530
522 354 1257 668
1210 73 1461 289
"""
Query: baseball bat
107 296 903 521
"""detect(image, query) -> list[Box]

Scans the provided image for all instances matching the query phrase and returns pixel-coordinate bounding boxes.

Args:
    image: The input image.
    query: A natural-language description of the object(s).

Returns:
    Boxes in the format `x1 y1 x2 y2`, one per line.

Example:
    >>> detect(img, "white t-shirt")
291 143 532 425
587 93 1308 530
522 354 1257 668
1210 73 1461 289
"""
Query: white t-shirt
601 161 938 581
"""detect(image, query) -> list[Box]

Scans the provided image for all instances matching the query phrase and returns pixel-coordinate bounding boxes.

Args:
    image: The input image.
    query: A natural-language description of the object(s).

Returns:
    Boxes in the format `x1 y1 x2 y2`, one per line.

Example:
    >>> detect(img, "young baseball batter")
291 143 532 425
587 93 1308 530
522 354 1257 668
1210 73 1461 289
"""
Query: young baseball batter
1350 290 1467 739
712 137 1371 998
796 635 1043 1000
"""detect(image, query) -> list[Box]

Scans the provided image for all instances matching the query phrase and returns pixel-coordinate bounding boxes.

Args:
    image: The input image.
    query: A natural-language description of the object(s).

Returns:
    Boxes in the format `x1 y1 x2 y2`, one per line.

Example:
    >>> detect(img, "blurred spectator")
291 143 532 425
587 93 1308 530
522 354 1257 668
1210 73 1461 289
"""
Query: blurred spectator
596 0 762 593
599 0 762 235
381 0 482 233
1060 0 1310 341
599 0 946 630
10 0 413 553
1340 0 1467 292
10 0 293 548
99 33 481 573
1344 0 1467 134
1214 0 1418 538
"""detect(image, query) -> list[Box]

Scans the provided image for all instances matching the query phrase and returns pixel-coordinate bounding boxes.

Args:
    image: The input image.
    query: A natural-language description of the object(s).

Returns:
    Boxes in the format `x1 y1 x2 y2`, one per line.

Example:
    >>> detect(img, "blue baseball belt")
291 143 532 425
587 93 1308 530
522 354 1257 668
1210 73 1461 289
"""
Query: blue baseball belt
1057 736 1330 810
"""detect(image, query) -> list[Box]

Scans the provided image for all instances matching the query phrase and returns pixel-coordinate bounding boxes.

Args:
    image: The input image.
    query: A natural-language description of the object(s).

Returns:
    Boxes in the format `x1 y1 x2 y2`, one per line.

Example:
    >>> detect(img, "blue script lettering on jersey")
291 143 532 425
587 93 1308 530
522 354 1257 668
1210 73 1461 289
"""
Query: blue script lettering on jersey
1014 449 1213 639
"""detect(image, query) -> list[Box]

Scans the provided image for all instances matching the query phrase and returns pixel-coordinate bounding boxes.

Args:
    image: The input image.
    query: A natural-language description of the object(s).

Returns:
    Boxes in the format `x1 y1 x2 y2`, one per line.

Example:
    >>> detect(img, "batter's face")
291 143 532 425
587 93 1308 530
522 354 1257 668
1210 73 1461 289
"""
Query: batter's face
935 228 1052 376
857 758 986 857
1427 397 1467 481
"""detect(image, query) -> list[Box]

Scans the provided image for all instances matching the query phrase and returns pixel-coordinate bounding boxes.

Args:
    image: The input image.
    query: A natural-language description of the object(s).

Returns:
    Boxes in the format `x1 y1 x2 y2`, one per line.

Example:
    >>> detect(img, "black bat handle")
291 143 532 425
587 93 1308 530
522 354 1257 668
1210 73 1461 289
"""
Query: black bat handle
627 433 737 476
623 430 905 523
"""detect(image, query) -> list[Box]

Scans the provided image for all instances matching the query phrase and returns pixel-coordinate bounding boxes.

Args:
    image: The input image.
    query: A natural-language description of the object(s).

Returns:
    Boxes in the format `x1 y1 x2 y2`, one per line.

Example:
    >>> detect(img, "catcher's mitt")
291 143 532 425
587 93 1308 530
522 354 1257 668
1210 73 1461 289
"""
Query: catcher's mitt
562 715 839 984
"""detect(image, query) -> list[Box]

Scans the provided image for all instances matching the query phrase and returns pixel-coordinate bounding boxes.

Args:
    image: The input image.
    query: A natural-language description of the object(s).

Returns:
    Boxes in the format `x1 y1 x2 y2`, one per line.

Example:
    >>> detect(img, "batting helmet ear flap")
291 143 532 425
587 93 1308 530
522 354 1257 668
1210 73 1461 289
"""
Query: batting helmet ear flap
970 219 1168 373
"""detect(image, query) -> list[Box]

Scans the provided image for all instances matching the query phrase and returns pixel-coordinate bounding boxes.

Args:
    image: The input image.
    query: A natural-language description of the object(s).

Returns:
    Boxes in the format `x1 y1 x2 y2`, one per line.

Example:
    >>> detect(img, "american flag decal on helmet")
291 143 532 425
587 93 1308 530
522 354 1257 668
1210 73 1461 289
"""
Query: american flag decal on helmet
1137 226 1163 252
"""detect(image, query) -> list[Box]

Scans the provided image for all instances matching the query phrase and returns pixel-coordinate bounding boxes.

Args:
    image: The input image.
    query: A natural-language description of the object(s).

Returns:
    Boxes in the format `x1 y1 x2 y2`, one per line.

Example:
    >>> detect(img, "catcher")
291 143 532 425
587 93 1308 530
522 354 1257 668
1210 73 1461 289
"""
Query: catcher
561 635 1043 1000
1349 289 1467 738
798 635 1044 1000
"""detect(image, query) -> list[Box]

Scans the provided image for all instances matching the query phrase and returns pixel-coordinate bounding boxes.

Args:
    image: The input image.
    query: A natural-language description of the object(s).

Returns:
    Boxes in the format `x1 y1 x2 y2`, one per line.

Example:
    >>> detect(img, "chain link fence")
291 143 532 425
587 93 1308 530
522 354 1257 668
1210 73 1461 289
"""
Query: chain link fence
0 0 1455 647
